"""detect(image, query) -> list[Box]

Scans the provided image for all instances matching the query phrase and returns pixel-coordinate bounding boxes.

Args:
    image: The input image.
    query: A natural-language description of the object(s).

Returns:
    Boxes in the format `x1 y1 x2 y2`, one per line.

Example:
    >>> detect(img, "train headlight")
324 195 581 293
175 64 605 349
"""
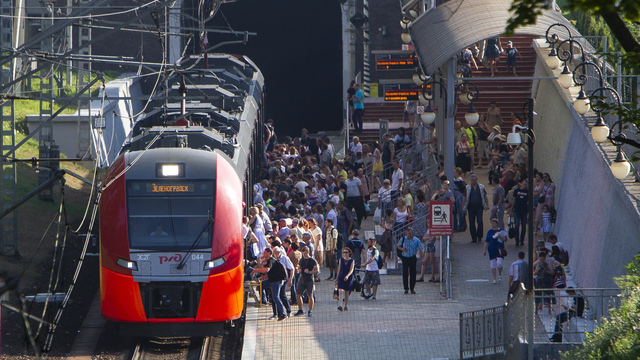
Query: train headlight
116 258 138 271
156 163 185 177
203 257 225 270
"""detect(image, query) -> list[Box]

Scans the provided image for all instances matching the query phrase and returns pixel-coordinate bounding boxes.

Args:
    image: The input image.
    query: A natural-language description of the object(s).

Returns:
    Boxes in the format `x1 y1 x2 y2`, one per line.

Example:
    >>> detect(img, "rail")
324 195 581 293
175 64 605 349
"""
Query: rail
462 286 623 359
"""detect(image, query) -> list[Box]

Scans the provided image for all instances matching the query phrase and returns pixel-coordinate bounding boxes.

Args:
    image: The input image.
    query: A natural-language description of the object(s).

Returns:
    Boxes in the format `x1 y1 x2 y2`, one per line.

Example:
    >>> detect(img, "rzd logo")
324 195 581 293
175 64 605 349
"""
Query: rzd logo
159 254 183 264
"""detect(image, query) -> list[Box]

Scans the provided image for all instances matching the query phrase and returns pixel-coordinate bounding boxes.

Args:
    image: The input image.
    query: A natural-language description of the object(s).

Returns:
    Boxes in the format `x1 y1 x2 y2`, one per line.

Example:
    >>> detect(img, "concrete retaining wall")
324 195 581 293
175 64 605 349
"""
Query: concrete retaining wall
531 40 640 289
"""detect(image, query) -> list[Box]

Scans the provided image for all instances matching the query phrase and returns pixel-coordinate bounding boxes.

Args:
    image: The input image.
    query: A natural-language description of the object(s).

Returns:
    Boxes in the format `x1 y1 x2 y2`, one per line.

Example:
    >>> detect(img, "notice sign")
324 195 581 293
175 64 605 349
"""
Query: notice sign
429 201 453 236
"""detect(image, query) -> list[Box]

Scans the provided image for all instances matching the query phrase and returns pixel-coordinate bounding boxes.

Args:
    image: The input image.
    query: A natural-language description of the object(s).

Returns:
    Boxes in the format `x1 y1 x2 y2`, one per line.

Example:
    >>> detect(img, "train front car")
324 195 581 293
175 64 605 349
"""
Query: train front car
99 54 264 336
99 147 243 335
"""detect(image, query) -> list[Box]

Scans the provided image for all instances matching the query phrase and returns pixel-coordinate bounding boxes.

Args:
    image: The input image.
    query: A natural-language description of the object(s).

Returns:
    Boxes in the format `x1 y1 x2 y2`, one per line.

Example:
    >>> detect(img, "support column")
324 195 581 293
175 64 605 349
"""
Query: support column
445 57 456 181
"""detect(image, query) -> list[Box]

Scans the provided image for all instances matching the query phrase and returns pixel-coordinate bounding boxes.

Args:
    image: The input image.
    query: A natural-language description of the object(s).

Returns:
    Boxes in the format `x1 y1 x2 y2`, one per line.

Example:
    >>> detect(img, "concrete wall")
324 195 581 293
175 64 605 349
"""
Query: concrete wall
531 40 640 289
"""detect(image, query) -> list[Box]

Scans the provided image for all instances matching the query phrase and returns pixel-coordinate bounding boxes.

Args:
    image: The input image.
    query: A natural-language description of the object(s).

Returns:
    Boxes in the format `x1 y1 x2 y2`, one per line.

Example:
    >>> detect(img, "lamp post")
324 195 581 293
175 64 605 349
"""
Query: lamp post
586 87 631 179
457 81 480 126
571 60 604 115
418 78 446 126
506 98 536 360
544 23 572 70
555 38 586 89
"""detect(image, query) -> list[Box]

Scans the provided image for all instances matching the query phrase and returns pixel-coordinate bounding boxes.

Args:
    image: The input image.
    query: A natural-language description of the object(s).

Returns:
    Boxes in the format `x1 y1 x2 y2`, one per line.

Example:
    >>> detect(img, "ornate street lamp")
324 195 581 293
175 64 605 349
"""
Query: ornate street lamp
544 23 572 70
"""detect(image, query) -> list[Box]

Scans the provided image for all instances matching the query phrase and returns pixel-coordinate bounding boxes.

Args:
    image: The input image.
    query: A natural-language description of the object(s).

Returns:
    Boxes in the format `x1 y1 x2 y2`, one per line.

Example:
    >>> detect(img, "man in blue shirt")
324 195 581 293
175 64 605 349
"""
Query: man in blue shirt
353 83 364 132
397 227 424 294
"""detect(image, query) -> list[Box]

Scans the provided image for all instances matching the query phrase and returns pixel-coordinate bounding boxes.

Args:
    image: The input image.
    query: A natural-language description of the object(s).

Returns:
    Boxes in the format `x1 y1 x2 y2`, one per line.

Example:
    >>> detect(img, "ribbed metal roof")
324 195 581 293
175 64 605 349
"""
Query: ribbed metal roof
410 0 579 74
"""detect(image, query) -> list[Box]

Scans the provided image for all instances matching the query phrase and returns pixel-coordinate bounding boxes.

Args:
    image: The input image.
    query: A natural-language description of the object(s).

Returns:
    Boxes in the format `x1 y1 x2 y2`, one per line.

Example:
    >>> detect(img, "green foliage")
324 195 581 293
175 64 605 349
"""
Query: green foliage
562 255 640 360
505 0 548 36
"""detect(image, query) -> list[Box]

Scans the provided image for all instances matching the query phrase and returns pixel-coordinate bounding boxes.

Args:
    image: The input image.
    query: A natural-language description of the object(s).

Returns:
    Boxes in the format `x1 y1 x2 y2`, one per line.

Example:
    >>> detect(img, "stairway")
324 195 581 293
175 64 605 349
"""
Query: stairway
357 100 410 146
455 35 537 135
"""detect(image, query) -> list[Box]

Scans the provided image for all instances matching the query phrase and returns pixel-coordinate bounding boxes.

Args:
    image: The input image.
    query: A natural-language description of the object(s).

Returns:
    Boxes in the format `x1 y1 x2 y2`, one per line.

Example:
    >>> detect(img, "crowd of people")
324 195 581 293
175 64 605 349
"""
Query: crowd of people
245 124 426 320
253 104 573 339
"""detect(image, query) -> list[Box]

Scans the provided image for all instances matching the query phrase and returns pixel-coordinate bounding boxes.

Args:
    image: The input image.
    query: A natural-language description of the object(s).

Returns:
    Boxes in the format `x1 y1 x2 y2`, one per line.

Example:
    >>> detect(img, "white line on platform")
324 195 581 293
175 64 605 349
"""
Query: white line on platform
466 279 490 282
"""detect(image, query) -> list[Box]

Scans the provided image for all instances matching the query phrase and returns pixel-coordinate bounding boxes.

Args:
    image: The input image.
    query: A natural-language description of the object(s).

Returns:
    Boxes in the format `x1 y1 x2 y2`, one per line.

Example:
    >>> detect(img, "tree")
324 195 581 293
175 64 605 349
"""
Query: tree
562 255 640 360
506 0 640 55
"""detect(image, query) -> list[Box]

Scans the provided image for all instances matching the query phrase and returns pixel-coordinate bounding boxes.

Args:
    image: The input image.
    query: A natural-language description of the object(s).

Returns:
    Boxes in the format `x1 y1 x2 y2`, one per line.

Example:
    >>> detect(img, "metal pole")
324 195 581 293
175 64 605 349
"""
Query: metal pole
445 58 456 181
526 98 535 360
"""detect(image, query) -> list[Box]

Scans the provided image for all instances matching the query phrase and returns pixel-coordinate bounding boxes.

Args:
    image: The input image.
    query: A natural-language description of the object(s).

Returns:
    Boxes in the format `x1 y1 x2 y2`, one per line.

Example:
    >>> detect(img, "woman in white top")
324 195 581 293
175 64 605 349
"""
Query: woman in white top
309 218 324 269
249 207 267 255
393 198 411 235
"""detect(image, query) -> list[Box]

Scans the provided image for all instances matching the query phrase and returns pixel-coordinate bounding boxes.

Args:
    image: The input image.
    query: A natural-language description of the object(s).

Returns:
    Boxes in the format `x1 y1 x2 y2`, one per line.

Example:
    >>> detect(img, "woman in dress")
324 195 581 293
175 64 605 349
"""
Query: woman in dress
484 37 502 77
455 133 472 176
335 247 355 311
370 141 382 189
483 218 507 284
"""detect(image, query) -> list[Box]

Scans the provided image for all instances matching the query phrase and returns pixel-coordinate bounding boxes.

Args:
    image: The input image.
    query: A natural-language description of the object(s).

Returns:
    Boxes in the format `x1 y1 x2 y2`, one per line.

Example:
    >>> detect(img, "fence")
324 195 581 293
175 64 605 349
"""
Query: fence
460 285 624 358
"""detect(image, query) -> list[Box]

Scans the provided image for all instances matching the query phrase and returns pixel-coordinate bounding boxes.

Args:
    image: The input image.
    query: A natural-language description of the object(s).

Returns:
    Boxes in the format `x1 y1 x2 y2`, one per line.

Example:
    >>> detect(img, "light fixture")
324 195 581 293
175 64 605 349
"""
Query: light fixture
408 8 419 18
610 148 630 180
459 91 471 106
421 110 436 125
558 65 573 89
203 257 226 270
418 89 432 105
400 18 411 30
546 48 560 70
116 258 138 271
464 104 479 126
573 90 590 115
161 164 180 177
412 70 426 85
590 115 610 143
401 32 411 44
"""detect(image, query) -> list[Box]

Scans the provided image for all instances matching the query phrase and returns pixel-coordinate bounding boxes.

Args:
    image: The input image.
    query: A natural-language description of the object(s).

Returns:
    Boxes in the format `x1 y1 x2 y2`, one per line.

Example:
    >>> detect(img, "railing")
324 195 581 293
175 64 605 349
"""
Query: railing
534 287 623 343
462 285 623 359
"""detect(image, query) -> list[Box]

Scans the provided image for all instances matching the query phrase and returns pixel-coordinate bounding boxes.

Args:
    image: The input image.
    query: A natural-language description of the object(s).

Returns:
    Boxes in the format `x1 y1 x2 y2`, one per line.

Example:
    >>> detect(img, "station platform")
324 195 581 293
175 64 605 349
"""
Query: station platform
241 169 531 360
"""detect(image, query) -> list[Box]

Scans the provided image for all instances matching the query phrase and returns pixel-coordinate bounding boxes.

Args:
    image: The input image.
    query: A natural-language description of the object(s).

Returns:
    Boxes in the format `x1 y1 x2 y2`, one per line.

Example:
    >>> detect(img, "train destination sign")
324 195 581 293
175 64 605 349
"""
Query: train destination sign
384 83 430 101
375 53 417 70
148 183 192 193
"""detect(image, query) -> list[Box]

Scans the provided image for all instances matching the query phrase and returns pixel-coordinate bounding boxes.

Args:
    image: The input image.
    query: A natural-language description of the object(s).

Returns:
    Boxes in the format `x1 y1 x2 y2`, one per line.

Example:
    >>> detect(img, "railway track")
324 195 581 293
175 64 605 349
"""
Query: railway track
118 321 243 360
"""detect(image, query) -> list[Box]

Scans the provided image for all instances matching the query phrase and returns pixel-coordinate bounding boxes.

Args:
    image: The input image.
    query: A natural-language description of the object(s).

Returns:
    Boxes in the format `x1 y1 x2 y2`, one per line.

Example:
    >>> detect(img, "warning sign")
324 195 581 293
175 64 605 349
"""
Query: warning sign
429 201 453 236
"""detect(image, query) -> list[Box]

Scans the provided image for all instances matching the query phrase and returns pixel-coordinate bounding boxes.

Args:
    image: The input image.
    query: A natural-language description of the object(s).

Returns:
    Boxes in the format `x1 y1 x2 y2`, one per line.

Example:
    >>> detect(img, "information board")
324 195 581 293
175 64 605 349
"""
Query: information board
383 83 430 102
375 53 417 70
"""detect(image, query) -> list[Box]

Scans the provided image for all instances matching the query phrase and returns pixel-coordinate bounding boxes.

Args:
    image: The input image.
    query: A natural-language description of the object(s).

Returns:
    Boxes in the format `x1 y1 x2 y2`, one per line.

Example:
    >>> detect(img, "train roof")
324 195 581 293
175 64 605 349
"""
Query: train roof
120 54 264 178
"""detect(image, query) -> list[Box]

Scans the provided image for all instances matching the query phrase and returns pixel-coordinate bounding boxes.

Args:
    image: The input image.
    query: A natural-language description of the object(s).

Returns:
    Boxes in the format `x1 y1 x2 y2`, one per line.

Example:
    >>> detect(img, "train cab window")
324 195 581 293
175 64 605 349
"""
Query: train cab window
126 181 215 251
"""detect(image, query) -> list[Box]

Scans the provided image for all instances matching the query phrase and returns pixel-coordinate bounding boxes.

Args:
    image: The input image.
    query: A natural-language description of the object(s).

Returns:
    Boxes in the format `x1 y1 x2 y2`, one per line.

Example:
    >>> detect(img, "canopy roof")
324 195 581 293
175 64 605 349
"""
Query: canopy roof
410 0 579 74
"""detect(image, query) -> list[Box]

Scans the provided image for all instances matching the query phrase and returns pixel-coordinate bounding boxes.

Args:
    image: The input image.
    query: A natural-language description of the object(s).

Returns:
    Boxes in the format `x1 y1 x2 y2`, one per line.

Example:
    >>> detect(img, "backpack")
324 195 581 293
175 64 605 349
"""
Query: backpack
374 248 384 269
336 232 344 250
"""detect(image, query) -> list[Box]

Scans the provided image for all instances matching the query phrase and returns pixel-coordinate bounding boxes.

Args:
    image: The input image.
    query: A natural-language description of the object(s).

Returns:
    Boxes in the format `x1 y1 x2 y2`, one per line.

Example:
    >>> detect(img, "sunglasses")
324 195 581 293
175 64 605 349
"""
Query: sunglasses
342 252 349 254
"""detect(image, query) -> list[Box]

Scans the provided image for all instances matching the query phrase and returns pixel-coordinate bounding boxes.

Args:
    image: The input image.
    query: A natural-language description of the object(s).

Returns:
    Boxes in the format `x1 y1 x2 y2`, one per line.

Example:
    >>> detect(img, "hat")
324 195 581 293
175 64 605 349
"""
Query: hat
507 41 513 46
490 218 499 224
383 179 390 184
493 125 501 132
498 135 507 142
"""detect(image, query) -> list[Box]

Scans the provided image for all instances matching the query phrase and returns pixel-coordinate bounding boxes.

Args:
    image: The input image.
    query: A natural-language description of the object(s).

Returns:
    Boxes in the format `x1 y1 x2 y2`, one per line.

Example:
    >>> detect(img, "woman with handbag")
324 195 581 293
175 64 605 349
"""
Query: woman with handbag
483 218 508 284
335 247 355 311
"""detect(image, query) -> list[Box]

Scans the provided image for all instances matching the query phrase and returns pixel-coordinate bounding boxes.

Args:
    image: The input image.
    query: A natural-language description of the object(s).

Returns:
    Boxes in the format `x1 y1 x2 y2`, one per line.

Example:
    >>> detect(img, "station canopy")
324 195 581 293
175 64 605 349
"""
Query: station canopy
410 0 580 75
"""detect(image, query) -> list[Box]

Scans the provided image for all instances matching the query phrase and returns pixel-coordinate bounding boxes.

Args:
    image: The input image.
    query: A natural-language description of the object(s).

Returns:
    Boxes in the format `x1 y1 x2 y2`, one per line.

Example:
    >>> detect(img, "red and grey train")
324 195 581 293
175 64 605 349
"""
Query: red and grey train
99 54 264 335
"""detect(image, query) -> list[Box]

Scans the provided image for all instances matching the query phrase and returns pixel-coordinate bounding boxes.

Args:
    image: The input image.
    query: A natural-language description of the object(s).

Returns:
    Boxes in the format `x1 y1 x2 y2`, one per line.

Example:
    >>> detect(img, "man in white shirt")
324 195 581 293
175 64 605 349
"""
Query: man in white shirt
362 238 381 300
326 201 338 228
349 136 363 159
391 160 403 198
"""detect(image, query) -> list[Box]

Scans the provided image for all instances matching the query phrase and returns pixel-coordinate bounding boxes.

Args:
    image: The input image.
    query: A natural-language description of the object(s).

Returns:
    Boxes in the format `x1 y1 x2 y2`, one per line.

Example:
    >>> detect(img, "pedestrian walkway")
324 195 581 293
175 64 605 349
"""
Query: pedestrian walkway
242 168 528 360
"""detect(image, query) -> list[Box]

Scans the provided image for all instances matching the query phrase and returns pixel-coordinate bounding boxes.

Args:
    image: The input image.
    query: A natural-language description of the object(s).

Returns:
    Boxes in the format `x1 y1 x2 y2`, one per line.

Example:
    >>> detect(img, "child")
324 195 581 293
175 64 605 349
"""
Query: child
505 41 523 76
541 205 551 240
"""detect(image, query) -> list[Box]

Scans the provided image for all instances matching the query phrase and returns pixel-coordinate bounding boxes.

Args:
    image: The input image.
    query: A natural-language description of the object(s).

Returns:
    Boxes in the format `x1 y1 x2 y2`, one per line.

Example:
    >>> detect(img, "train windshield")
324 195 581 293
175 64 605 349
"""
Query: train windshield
126 180 215 251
